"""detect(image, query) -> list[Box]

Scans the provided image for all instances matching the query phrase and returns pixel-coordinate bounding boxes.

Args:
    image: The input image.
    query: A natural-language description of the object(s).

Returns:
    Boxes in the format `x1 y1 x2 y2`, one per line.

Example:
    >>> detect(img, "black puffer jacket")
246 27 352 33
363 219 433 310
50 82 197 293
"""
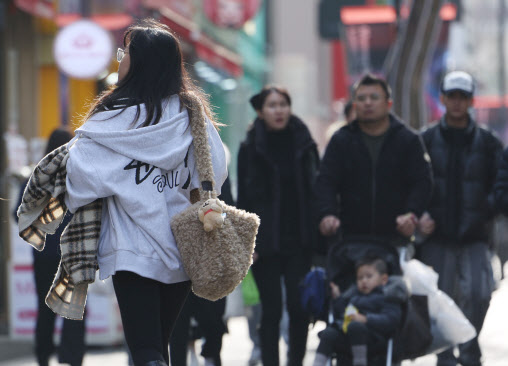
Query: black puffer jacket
333 285 402 338
494 147 508 214
315 114 433 240
422 117 503 243
237 116 319 255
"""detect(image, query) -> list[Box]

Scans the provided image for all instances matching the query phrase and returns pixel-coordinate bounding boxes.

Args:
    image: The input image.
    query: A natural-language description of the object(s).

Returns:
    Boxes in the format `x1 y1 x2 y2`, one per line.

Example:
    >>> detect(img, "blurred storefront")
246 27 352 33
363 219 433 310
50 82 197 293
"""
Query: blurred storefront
145 0 267 179
0 0 267 338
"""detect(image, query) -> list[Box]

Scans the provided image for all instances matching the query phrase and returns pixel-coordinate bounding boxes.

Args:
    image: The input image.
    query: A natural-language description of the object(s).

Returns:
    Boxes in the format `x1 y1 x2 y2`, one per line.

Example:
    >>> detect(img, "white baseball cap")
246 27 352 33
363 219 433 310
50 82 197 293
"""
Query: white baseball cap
441 71 474 96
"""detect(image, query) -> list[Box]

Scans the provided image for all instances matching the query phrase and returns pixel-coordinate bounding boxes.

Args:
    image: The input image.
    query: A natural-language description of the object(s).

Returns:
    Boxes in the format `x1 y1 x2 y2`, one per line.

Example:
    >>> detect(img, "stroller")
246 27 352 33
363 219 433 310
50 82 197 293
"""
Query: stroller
322 236 433 366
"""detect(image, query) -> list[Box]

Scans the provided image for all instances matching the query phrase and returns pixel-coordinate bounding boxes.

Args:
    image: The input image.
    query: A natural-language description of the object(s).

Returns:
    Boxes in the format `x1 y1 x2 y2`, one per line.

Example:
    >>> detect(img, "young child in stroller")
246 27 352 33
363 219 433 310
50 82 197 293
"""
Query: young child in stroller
313 256 403 366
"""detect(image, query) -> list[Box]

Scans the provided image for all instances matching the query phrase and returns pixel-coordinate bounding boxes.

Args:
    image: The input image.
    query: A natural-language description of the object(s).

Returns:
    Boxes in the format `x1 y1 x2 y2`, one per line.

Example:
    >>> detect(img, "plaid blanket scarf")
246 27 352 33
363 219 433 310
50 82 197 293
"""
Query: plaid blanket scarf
17 144 102 320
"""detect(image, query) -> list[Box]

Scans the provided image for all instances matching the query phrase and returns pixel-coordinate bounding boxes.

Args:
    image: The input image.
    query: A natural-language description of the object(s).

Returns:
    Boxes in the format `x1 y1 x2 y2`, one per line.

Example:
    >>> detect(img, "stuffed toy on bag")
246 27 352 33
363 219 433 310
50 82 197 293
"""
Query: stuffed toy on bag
198 198 224 231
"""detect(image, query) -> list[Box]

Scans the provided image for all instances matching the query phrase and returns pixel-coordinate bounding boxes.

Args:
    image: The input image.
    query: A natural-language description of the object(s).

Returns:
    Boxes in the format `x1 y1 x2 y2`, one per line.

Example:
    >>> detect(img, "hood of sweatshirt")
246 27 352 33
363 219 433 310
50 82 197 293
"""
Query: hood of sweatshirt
75 95 192 171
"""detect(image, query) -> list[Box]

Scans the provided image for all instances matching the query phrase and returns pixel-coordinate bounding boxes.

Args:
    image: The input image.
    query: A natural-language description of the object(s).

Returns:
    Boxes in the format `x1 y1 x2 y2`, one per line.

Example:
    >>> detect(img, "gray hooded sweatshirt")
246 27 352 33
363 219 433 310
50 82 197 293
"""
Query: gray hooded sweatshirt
64 95 227 284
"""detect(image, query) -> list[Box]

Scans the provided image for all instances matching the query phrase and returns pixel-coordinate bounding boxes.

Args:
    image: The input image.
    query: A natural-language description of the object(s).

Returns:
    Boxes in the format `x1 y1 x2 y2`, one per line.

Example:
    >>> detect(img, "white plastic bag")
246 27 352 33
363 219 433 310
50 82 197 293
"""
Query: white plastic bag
426 290 477 354
400 257 439 295
401 258 476 354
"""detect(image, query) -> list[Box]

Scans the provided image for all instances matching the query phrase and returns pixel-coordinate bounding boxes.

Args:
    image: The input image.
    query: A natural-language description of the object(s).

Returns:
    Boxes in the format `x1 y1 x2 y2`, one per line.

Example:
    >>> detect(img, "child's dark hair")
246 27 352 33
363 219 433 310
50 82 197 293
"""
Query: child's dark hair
355 256 389 275
352 73 392 100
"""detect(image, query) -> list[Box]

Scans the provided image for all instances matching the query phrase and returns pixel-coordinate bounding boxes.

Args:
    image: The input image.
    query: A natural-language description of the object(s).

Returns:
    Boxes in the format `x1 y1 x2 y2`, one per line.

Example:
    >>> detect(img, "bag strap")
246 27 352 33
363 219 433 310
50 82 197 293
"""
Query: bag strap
183 93 217 200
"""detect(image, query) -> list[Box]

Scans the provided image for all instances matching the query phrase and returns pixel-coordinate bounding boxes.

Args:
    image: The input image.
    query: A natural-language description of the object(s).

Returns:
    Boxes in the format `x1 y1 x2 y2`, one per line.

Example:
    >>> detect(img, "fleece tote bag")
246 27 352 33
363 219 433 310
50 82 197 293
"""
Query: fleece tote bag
171 93 260 301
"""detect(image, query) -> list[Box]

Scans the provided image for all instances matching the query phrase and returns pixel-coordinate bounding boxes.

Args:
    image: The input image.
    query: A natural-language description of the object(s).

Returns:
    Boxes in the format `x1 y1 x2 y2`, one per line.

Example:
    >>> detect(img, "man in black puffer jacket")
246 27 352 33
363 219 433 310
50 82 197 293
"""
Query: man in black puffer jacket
418 71 503 366
315 74 433 288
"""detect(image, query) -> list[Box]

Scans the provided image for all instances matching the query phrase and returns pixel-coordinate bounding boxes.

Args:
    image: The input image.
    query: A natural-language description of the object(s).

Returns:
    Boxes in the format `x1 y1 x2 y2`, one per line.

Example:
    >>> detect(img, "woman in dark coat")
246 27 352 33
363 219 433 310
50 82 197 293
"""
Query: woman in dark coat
237 85 319 366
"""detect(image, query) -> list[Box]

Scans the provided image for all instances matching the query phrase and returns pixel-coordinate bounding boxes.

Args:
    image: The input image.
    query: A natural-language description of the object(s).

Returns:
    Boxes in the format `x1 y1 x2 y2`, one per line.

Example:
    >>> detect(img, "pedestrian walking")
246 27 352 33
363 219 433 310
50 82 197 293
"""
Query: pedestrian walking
418 70 503 366
14 129 87 366
64 19 227 366
236 85 320 366
314 73 433 289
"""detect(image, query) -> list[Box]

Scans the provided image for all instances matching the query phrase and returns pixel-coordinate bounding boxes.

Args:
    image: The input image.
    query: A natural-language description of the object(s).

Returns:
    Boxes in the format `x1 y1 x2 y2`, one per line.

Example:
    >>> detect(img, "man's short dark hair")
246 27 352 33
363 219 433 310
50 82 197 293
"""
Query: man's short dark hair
355 256 389 276
352 73 392 100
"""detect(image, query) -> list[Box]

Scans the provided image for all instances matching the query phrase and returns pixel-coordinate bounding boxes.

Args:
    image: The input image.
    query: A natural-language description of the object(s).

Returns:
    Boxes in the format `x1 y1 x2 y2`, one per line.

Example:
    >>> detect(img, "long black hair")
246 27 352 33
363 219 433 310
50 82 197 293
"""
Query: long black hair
84 18 217 128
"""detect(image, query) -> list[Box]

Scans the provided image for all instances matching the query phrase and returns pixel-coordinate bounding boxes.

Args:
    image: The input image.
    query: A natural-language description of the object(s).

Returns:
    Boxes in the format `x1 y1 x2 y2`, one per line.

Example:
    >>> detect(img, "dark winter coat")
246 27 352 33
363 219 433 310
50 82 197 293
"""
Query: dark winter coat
333 285 402 339
494 147 508 215
314 114 433 241
237 116 319 255
422 117 502 243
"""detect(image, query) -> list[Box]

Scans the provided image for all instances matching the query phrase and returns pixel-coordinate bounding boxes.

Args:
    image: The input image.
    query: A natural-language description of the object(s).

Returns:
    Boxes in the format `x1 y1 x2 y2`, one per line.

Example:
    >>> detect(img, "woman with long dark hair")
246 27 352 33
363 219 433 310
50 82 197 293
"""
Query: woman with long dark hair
64 19 227 366
237 86 320 366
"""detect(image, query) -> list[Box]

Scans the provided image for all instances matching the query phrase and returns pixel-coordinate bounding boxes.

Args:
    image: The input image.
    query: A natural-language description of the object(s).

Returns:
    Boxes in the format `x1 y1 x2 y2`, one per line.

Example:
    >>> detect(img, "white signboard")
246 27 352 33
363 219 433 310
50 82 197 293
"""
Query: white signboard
8 262 123 345
10 221 33 264
53 20 113 79
8 263 37 338
4 131 28 175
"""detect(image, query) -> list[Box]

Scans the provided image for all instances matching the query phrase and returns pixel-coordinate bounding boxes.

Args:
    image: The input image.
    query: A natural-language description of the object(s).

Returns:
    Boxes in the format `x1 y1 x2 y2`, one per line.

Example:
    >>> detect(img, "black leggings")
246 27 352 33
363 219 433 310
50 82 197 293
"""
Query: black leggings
112 271 191 366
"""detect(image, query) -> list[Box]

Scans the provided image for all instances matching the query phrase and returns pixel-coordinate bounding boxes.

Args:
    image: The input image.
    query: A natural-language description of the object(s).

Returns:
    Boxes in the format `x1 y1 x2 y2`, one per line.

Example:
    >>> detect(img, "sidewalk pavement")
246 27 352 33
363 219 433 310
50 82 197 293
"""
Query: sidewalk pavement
1 278 507 366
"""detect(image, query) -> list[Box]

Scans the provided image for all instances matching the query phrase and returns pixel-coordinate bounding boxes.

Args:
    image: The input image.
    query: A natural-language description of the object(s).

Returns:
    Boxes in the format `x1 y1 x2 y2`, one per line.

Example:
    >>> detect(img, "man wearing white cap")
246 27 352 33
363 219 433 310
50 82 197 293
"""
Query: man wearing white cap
418 71 503 366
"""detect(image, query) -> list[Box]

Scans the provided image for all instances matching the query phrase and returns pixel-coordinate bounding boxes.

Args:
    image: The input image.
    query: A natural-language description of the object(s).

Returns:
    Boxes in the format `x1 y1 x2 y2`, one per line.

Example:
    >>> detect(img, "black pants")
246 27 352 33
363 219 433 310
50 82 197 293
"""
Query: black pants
170 292 227 365
112 271 191 366
316 322 387 364
251 253 310 366
33 255 86 366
